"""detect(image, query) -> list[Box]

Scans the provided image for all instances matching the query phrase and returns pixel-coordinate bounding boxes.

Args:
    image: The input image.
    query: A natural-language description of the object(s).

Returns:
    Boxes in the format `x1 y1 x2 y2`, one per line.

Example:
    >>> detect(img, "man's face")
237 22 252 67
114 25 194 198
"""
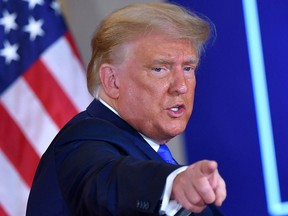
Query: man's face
115 34 198 143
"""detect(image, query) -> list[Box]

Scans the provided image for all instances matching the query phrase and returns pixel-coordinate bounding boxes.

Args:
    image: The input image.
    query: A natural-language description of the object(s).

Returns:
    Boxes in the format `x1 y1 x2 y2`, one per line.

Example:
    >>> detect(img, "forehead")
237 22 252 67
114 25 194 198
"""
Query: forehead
125 34 198 63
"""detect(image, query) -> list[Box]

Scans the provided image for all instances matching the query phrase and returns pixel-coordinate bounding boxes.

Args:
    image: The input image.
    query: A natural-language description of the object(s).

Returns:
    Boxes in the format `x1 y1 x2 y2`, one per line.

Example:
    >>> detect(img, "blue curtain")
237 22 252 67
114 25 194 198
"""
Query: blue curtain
168 0 288 215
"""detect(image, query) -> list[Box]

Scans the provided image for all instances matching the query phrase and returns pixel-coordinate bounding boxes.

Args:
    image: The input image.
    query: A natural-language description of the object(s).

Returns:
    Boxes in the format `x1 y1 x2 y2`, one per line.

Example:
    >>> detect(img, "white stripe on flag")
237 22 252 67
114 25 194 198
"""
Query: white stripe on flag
0 77 59 156
0 150 29 216
41 36 92 111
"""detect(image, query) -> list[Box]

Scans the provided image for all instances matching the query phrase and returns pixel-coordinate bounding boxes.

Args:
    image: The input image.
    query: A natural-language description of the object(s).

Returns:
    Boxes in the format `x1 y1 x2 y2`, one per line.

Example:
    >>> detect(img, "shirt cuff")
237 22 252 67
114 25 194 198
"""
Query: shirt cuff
160 166 188 216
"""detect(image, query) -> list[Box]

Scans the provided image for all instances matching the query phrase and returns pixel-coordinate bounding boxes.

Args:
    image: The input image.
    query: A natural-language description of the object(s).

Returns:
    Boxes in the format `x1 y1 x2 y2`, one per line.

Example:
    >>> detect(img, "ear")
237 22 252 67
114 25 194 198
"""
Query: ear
99 63 120 99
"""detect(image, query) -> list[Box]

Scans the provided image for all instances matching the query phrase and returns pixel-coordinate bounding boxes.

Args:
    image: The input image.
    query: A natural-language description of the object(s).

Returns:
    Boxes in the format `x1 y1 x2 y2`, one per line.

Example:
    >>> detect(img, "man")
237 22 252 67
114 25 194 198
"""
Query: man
27 2 226 216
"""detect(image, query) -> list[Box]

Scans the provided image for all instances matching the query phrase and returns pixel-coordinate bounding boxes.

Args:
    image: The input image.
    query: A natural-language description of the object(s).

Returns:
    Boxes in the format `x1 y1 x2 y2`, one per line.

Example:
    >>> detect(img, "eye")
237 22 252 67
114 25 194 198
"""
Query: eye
184 66 194 72
150 66 169 78
183 66 196 76
152 67 164 73
183 66 192 72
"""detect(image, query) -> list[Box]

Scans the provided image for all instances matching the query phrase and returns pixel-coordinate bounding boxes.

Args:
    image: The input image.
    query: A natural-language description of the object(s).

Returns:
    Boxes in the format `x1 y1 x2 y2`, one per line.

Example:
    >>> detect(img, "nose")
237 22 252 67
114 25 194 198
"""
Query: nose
169 68 189 95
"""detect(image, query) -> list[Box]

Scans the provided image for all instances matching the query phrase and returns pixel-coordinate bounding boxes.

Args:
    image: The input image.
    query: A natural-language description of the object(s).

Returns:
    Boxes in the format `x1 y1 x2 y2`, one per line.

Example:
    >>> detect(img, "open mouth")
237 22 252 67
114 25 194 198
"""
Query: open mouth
170 106 181 112
168 104 185 115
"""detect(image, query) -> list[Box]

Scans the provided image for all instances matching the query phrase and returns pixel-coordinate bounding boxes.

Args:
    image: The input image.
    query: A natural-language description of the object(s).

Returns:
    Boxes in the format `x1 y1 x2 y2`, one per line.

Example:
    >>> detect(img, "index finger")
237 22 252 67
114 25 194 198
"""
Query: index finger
200 160 218 177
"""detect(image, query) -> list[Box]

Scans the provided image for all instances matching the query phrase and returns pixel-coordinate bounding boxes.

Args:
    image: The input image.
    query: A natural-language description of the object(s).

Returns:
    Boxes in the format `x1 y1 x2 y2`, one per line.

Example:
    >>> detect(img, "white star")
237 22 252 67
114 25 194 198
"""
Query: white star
0 10 18 33
0 41 20 64
51 1 61 15
23 0 44 9
23 17 45 41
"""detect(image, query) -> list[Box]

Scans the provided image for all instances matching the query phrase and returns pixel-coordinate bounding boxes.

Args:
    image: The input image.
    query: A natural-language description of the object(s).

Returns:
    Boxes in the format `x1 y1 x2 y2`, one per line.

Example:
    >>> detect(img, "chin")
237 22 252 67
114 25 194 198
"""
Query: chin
167 126 185 138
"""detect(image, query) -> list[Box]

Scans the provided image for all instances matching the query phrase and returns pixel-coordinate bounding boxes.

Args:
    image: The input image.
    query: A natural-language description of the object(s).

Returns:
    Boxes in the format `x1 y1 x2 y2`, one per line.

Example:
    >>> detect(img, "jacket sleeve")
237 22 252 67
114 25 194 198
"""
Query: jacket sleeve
55 140 180 216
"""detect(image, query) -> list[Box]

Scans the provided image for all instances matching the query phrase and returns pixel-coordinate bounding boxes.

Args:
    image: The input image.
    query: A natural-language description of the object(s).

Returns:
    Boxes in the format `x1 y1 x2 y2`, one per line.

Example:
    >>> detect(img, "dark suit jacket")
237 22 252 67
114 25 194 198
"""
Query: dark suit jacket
26 99 223 216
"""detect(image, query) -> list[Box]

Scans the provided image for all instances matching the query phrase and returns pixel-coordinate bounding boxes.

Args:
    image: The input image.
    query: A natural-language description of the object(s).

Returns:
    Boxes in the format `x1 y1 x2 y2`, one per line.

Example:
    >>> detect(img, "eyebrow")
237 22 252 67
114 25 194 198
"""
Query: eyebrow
184 57 199 65
151 57 198 65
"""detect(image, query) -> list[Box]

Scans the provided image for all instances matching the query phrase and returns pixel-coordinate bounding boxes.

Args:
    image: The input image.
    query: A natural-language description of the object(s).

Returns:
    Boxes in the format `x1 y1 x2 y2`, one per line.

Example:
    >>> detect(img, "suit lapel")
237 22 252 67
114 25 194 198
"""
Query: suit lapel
86 99 164 162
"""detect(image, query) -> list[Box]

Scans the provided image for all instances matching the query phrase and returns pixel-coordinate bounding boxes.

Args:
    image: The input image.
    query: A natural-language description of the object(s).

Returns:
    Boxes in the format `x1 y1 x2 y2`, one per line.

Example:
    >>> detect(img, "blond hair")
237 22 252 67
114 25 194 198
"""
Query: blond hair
87 2 212 97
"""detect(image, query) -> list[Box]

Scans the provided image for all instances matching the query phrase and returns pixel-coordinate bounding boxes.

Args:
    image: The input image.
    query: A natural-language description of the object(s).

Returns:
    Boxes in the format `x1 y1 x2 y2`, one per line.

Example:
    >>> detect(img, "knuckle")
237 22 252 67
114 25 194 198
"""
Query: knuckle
189 195 203 205
198 186 215 203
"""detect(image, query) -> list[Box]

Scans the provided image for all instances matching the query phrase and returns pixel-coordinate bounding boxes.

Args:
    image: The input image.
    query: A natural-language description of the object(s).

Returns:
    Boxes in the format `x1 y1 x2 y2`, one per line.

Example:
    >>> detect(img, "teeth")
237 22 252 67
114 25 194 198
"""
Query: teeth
170 107 179 111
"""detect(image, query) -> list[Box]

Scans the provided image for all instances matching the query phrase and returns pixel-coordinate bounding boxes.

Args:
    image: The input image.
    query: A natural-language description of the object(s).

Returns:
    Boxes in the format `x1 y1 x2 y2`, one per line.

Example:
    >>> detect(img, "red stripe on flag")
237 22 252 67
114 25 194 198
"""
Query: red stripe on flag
23 60 78 128
65 32 85 66
0 204 8 216
0 104 40 187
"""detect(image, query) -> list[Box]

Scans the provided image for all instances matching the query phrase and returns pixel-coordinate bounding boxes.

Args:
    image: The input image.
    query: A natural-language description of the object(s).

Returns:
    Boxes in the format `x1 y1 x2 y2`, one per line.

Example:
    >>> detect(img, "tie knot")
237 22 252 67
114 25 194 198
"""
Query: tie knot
157 144 177 165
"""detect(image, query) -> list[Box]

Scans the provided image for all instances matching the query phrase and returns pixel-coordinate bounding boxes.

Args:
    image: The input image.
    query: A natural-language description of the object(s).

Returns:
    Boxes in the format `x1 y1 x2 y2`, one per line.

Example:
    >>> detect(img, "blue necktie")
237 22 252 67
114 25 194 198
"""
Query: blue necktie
157 144 177 165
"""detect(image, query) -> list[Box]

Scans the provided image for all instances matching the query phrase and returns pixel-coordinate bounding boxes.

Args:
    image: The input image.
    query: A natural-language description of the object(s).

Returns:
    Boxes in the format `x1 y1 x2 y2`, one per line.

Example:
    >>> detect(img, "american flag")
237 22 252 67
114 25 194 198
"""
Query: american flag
0 0 92 215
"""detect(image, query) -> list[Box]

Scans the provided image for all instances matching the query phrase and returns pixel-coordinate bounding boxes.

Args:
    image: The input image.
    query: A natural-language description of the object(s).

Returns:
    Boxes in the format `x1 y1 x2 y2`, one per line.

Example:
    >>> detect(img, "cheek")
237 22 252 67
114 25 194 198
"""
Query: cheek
187 79 196 96
122 77 159 100
186 81 196 112
119 83 147 110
